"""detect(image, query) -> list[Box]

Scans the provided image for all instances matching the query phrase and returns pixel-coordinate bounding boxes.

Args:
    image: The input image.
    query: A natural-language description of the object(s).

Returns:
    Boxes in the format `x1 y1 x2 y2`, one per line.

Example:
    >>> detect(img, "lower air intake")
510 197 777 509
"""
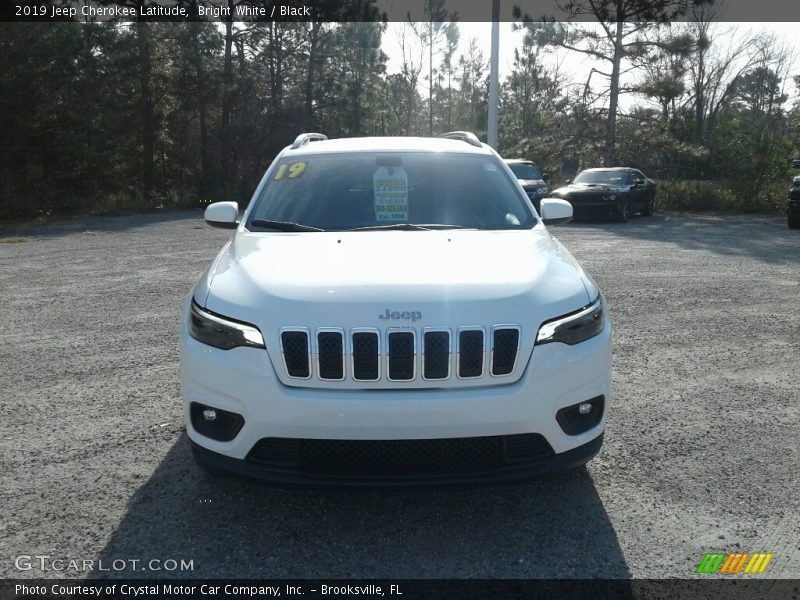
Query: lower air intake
246 434 554 477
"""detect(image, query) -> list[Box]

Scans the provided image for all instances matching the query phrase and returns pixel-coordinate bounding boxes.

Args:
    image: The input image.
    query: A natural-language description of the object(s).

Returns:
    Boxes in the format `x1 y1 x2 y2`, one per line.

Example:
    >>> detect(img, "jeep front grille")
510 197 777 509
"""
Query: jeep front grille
279 325 521 384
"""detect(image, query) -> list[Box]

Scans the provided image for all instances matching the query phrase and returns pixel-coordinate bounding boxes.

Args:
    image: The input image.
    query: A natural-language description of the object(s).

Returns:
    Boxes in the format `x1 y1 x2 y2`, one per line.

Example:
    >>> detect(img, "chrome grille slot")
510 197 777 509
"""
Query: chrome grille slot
387 330 415 381
491 327 520 376
281 329 310 378
423 330 450 380
317 329 344 380
458 328 484 378
351 330 380 381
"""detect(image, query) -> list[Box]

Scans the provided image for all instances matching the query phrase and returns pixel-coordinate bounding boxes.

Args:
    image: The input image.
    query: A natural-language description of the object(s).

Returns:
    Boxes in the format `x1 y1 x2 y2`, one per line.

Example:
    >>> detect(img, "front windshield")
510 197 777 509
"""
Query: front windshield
574 170 630 185
508 162 542 180
247 153 537 231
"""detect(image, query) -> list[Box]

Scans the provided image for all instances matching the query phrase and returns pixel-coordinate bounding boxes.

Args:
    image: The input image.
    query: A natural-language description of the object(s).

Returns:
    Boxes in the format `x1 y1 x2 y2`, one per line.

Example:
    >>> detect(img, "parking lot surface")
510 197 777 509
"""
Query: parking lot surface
1 211 798 578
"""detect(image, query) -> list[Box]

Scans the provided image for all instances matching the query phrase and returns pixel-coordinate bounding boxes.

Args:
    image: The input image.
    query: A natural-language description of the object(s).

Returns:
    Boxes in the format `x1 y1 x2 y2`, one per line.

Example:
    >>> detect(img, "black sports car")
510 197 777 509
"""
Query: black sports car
789 175 800 229
549 167 656 222
505 159 549 212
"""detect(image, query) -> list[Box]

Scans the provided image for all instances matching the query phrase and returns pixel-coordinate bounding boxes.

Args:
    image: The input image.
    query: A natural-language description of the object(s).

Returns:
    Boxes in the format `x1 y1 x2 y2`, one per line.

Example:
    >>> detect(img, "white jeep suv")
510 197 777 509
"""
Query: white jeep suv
180 132 611 486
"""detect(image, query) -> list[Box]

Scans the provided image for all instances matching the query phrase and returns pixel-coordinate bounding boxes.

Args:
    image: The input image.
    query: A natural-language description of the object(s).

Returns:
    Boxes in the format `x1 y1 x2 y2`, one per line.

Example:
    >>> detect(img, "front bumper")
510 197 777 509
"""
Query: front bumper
564 197 619 217
190 433 603 488
180 302 612 484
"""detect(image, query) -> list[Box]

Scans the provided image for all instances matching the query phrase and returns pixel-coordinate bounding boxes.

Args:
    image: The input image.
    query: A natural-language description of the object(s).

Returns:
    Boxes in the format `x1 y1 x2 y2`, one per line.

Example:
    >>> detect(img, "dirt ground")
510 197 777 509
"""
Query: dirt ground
1 211 798 579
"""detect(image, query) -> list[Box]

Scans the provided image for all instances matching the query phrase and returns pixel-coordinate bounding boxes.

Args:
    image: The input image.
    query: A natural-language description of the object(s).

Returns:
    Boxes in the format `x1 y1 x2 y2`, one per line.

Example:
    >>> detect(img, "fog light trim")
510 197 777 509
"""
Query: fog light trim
556 395 604 436
190 402 244 442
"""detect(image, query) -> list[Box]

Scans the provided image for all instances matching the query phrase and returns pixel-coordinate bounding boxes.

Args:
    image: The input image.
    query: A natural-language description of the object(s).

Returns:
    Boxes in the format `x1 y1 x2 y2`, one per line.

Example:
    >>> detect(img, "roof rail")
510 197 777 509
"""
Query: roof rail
439 131 482 148
291 132 328 149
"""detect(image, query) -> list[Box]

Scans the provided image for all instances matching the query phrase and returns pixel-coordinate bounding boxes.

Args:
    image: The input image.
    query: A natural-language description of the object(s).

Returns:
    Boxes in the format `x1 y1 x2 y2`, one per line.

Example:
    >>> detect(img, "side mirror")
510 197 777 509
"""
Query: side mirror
634 178 645 185
565 179 571 184
540 198 573 225
204 201 239 229
542 173 551 182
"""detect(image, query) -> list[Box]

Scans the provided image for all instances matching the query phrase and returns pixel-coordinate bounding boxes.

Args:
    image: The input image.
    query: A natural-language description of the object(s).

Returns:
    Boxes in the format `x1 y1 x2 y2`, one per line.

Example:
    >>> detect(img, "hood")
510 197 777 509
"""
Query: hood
198 229 592 329
196 228 596 389
518 179 547 189
554 183 626 195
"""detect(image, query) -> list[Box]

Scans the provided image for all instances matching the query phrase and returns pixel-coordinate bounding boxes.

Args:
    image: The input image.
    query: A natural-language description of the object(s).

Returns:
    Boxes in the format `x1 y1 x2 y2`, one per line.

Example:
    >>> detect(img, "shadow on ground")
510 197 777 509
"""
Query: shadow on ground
0 210 204 239
92 434 631 580
564 213 799 266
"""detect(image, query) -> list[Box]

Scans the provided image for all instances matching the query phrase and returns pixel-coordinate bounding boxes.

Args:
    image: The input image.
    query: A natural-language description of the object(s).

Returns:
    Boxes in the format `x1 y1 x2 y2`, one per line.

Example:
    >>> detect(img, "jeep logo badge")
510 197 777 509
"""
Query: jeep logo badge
379 309 422 322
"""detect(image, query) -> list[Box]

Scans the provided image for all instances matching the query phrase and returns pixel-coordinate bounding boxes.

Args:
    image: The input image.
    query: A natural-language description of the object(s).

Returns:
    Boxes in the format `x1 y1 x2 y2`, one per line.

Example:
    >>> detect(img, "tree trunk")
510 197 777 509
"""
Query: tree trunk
305 22 321 129
221 7 234 178
136 21 155 205
447 68 452 131
694 46 706 144
604 18 624 167
268 23 284 111
190 22 209 196
429 19 433 136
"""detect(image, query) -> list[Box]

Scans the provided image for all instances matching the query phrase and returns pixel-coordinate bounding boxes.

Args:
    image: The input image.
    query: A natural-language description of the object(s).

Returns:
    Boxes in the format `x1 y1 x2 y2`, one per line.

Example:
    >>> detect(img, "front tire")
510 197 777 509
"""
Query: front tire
641 195 654 216
789 213 800 229
615 200 630 222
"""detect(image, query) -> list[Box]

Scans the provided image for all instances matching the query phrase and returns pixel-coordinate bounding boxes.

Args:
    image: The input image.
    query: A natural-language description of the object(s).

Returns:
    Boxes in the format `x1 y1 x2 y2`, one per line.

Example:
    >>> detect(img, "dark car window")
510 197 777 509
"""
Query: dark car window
247 152 537 231
574 170 630 185
507 162 542 180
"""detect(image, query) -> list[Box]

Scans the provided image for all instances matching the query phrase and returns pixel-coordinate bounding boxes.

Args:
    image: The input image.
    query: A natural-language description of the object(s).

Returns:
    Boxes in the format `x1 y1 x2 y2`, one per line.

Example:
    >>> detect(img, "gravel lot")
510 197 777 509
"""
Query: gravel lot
1 211 798 579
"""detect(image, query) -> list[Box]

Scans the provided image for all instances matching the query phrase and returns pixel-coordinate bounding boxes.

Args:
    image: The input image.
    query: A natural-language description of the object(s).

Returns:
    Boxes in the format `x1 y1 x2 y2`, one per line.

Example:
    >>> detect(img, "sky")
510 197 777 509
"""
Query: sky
380 22 800 113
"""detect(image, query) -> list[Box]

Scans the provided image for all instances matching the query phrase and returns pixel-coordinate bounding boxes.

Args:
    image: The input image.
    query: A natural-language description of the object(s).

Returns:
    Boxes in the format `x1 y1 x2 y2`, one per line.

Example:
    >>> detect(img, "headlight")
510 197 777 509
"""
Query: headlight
188 300 265 350
536 295 605 346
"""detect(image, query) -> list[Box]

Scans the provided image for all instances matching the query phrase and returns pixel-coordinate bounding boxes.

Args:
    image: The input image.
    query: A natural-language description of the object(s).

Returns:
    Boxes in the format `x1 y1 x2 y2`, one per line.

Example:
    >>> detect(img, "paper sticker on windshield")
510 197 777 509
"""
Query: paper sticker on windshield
273 161 307 180
373 167 408 221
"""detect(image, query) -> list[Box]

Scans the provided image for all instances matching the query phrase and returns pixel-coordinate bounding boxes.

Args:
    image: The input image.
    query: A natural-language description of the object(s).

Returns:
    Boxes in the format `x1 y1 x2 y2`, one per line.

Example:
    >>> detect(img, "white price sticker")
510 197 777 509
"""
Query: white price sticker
373 167 409 221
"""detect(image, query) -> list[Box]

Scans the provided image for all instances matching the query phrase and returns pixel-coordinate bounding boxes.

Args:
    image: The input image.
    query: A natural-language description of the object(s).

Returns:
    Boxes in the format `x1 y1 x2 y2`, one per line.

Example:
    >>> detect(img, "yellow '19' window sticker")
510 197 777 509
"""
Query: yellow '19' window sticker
273 161 307 180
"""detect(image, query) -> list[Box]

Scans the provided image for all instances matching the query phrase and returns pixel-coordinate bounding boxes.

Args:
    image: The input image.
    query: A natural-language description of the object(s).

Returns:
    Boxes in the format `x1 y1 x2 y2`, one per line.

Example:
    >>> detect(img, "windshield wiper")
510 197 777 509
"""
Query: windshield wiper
348 223 476 231
250 219 324 232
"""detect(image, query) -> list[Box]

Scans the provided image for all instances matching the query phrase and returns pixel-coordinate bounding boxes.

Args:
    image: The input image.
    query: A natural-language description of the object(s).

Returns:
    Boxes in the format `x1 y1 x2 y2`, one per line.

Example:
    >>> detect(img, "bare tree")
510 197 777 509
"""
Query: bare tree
419 0 457 136
396 21 425 135
684 5 772 143
519 0 707 166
